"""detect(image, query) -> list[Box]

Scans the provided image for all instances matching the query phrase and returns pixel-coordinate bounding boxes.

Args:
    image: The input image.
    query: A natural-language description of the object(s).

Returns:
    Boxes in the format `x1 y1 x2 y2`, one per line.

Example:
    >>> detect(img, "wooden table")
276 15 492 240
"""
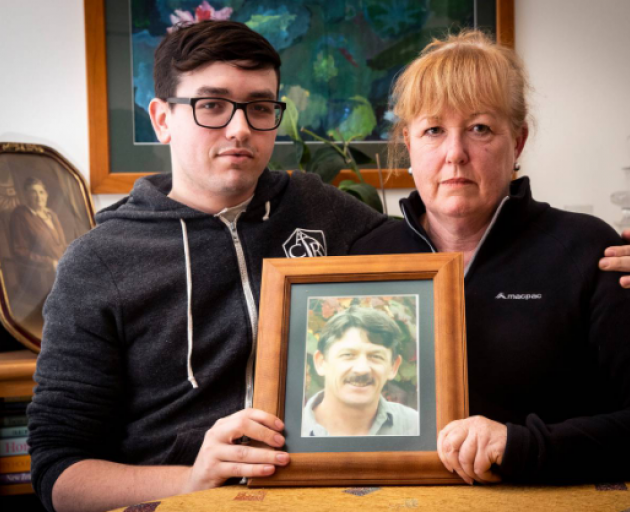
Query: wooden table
110 482 630 512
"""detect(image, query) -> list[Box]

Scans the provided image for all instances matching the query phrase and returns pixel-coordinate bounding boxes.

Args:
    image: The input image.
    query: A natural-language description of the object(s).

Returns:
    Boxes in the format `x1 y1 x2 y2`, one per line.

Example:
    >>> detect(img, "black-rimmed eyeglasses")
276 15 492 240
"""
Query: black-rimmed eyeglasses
167 97 286 131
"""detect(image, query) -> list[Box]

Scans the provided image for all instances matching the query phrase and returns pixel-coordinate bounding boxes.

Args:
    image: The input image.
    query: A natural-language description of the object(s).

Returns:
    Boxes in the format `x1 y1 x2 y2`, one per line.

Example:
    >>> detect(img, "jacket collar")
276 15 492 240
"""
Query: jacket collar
399 177 544 243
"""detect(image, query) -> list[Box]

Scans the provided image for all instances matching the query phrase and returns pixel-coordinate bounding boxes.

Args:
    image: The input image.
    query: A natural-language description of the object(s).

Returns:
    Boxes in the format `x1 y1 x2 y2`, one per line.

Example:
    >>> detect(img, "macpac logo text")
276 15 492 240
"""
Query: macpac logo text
495 292 542 300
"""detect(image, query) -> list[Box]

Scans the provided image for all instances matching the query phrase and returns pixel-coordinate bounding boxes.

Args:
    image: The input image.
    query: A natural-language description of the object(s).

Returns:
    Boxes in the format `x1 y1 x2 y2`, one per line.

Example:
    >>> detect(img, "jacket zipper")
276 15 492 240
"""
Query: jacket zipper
401 205 437 252
402 196 510 277
220 214 258 409
463 196 509 277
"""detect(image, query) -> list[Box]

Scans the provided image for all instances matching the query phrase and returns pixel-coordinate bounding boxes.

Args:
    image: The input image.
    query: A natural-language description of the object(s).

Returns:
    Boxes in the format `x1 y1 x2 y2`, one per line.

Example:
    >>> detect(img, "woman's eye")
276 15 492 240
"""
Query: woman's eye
471 124 491 135
424 127 443 136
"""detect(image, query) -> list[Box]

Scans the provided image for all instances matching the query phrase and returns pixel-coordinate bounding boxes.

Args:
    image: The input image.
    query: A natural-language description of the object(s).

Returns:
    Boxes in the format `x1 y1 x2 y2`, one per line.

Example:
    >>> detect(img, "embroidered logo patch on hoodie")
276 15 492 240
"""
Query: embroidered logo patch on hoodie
283 228 327 257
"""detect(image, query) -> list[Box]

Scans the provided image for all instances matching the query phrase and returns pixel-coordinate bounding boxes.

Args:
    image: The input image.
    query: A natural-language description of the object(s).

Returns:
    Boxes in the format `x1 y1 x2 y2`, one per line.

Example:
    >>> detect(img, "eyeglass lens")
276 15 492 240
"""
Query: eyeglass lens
194 99 282 130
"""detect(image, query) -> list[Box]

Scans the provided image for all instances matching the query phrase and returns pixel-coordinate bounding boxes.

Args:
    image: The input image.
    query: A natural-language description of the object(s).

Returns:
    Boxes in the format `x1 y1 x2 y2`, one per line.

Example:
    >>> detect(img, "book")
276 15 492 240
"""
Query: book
0 455 30 474
0 426 28 438
0 401 30 412
0 414 27 427
0 437 29 457
0 471 30 485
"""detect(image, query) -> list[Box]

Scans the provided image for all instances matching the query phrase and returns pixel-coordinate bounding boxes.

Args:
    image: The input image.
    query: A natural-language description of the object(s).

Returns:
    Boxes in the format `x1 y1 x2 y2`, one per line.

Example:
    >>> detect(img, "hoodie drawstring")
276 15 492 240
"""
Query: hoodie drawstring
180 219 199 389
262 200 270 221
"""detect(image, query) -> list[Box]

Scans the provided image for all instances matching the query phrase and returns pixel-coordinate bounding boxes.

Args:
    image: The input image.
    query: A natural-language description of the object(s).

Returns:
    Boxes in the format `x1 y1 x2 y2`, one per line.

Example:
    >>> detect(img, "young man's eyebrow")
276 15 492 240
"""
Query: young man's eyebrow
194 86 276 100
195 86 229 97
247 90 276 100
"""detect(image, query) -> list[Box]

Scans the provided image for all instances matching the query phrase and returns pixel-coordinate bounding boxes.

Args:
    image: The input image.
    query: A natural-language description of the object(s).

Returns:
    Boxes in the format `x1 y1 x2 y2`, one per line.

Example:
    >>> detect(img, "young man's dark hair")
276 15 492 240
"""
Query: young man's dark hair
318 306 402 359
153 20 282 100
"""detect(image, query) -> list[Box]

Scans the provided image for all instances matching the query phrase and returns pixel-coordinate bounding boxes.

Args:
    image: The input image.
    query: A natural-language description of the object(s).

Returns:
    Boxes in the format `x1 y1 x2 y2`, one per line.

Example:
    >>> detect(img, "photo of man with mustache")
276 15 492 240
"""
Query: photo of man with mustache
302 305 419 437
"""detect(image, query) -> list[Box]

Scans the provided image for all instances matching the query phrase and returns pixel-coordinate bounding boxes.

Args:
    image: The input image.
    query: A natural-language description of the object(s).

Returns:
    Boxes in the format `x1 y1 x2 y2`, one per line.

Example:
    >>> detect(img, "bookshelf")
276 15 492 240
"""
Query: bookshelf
0 350 37 496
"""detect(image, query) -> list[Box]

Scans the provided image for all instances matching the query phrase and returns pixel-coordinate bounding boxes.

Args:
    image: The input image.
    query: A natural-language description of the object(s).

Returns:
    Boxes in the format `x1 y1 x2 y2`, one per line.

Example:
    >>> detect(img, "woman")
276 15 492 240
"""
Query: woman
352 31 630 485
10 177 67 304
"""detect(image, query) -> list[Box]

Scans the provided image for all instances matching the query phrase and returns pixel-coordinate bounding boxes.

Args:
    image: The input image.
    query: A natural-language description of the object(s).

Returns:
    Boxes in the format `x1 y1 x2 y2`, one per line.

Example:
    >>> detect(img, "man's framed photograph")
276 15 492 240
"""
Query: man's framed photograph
250 253 467 486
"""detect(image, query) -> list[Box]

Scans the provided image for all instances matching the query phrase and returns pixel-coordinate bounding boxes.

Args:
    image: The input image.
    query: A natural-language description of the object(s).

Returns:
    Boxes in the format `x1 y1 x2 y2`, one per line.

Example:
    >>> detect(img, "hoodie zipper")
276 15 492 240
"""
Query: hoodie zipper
219 214 258 409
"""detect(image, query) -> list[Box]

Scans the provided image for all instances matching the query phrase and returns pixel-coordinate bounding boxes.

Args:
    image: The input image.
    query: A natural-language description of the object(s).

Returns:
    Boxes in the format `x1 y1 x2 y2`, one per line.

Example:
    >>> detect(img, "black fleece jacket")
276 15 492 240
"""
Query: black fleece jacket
351 177 630 484
28 170 386 512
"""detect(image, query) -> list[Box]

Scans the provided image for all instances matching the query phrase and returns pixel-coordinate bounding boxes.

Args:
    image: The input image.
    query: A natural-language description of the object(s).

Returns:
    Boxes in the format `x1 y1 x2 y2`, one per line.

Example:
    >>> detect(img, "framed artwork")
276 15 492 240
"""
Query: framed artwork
85 0 515 194
249 253 468 486
0 143 95 353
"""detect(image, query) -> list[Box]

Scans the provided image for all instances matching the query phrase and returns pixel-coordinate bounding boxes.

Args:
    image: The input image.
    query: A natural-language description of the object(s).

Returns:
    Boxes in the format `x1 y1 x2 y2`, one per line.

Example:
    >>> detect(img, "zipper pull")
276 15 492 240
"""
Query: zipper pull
229 221 238 240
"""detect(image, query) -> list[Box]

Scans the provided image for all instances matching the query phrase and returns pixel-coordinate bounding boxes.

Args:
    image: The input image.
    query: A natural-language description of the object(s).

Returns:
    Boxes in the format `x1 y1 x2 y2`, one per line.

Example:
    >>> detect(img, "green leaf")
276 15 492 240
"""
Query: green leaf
278 96 301 142
333 96 377 142
297 141 312 170
306 331 319 355
306 146 345 183
397 359 418 384
337 181 384 213
267 159 284 171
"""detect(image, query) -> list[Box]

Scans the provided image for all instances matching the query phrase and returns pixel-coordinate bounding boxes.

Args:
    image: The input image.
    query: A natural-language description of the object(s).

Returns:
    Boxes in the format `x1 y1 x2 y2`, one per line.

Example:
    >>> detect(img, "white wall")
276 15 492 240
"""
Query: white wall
1 1 629 226
515 0 630 230
0 0 125 212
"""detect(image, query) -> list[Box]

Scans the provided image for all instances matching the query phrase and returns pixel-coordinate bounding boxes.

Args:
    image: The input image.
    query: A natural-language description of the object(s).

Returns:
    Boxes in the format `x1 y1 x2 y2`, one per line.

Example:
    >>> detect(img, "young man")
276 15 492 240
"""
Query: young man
27 21 386 512
303 306 418 437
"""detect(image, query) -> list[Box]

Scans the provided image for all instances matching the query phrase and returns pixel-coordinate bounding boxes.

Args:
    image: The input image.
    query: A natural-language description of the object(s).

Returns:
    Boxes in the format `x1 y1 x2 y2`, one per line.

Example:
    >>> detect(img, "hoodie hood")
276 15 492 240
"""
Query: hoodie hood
96 169 290 224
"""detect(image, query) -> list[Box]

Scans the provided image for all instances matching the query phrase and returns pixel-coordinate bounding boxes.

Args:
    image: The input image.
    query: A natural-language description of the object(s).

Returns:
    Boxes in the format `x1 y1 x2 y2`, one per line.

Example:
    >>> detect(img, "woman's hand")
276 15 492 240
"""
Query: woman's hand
599 229 630 288
437 416 506 485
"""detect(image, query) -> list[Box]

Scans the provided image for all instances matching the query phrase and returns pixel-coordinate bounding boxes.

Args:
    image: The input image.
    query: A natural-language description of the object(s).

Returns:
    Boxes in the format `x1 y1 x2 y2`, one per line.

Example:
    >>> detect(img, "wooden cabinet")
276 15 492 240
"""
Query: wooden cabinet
0 350 37 496
0 350 37 398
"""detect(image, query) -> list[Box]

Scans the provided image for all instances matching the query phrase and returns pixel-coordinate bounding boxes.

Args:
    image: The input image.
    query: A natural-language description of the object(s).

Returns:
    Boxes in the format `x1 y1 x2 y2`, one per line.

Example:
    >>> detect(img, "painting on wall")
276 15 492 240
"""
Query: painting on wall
130 0 481 144
86 0 512 193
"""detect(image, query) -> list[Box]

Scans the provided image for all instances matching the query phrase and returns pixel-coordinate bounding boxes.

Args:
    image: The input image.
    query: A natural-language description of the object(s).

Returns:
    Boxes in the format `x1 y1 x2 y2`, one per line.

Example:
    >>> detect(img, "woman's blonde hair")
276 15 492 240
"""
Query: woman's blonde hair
389 30 529 169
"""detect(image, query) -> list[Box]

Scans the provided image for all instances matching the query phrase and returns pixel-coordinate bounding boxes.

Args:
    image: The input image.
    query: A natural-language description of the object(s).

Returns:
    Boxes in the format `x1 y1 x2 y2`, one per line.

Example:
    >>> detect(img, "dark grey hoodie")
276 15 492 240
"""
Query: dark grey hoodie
28 170 386 511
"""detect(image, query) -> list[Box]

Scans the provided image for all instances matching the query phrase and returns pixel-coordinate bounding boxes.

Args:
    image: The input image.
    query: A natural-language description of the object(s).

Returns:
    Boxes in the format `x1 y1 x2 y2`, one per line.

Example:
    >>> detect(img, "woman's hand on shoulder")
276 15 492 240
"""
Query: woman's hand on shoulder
437 416 506 485
599 229 630 288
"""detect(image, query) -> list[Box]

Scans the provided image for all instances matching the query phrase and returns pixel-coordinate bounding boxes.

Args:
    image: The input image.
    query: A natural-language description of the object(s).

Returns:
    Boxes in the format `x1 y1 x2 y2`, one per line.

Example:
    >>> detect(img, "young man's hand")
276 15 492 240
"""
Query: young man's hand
182 408 289 492
599 229 630 288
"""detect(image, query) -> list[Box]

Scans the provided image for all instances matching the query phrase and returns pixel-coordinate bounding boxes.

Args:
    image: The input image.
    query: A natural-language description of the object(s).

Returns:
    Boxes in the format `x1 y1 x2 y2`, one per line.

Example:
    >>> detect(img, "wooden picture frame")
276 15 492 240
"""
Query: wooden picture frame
84 0 515 195
249 253 468 486
0 143 96 353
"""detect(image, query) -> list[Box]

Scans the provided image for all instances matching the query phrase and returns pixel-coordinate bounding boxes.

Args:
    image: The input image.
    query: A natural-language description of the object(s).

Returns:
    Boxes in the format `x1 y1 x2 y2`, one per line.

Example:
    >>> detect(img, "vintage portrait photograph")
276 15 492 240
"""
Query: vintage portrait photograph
301 294 420 438
0 144 94 350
